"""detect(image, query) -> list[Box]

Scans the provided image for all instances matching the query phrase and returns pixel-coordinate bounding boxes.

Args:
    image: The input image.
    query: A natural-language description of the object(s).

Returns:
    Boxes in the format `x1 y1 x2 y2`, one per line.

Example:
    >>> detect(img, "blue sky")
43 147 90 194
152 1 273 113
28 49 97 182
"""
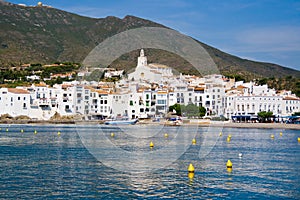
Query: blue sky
8 0 300 71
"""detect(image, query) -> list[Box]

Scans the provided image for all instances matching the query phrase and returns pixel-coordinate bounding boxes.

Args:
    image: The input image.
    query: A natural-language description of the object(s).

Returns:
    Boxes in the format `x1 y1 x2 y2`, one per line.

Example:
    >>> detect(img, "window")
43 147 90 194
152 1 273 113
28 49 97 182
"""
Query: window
130 100 133 106
132 110 135 113
18 97 20 100
157 100 166 105
104 100 107 104
140 108 144 112
146 94 149 99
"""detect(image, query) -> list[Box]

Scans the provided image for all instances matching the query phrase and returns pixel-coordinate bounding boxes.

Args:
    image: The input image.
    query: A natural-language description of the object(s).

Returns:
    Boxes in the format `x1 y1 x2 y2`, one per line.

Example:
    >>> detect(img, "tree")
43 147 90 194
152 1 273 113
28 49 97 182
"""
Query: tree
199 106 206 117
169 104 181 115
169 103 206 117
292 112 300 116
183 104 199 117
258 111 273 123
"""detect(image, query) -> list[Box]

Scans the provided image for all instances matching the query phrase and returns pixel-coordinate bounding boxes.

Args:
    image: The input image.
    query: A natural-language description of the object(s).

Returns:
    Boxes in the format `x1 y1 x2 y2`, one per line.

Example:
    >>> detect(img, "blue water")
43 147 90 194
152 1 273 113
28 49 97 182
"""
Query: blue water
0 124 299 199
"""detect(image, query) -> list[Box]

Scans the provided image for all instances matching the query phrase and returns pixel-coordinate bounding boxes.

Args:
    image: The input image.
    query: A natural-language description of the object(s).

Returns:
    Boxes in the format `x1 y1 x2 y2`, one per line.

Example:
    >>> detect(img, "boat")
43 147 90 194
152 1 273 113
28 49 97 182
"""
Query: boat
165 117 183 126
104 117 138 125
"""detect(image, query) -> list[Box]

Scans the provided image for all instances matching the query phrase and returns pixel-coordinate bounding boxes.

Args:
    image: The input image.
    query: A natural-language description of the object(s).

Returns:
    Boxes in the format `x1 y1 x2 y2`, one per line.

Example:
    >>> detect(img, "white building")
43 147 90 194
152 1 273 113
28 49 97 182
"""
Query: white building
224 82 300 120
128 49 173 82
0 88 30 117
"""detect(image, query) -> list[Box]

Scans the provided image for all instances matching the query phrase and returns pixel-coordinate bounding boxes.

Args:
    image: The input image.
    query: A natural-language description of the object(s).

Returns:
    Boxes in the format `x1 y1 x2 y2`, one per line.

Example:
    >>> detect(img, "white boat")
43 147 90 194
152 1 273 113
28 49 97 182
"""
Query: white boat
104 117 138 125
165 117 183 126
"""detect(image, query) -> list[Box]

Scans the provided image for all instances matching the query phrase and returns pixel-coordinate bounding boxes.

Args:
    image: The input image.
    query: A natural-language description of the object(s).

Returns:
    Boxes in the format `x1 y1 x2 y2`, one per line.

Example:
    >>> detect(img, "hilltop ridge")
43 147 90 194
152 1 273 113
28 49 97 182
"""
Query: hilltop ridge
0 1 299 80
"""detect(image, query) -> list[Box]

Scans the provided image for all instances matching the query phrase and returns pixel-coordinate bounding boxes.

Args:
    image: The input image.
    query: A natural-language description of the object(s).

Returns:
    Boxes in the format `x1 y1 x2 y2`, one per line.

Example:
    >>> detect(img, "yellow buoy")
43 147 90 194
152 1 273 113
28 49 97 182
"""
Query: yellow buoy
228 134 232 138
188 172 194 179
164 133 168 138
150 141 154 148
227 137 231 142
34 130 37 134
57 131 61 136
192 138 196 145
219 132 222 136
111 132 115 137
227 168 232 173
226 160 232 168
6 128 8 132
280 132 283 136
298 137 300 142
188 163 195 173
271 134 274 139
21 129 24 133
0 128 2 130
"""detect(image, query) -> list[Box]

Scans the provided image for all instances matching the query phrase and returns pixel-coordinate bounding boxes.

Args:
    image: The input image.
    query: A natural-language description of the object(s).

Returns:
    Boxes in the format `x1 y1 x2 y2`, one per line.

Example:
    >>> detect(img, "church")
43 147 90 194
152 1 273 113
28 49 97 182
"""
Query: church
128 49 173 82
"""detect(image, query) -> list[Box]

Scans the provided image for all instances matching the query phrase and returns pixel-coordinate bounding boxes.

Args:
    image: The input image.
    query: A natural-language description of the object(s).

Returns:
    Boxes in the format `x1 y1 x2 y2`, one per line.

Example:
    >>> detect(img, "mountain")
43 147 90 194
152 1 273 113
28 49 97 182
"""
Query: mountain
1 1 299 79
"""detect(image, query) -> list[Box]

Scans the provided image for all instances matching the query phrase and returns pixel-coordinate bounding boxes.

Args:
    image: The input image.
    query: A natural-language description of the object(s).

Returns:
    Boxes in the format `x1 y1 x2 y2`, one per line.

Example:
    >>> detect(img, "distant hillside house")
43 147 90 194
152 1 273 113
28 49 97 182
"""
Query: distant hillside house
128 49 173 82
26 75 40 81
104 68 124 78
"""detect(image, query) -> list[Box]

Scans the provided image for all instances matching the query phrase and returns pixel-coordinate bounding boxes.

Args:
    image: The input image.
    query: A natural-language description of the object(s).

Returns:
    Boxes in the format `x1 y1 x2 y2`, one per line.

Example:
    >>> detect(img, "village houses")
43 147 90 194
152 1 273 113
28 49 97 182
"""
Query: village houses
0 49 299 120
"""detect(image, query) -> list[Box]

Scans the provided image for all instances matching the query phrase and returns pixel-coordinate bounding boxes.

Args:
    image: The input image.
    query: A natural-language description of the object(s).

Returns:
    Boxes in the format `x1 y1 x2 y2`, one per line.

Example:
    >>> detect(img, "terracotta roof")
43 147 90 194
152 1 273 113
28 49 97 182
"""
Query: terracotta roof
8 88 29 94
194 87 205 91
237 85 247 89
96 90 108 95
157 91 168 94
283 96 299 100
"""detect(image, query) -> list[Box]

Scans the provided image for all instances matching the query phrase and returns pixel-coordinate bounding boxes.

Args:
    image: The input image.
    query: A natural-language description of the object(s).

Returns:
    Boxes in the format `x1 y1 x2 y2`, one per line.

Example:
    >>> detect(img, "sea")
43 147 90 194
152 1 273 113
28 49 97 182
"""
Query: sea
0 124 299 199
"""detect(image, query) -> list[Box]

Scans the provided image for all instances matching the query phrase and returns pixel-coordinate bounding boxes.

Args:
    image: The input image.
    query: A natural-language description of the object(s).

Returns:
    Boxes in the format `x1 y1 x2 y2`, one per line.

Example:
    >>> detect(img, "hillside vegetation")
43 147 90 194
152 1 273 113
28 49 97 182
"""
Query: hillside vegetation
0 1 299 90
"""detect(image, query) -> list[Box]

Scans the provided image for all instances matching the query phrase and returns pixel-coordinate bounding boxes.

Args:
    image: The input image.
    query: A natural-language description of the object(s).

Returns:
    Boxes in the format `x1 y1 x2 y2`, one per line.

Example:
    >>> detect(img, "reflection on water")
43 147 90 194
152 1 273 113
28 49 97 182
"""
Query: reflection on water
0 124 299 199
